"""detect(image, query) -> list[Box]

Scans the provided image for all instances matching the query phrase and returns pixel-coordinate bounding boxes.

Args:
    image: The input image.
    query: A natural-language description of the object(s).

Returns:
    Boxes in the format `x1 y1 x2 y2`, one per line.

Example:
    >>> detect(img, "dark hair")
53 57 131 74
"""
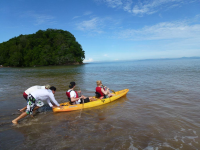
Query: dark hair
50 86 56 91
69 82 76 88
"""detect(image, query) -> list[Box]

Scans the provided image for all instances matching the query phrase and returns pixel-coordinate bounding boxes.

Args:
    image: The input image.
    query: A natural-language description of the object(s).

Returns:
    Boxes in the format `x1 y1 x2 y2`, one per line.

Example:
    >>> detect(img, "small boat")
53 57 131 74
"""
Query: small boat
53 89 129 112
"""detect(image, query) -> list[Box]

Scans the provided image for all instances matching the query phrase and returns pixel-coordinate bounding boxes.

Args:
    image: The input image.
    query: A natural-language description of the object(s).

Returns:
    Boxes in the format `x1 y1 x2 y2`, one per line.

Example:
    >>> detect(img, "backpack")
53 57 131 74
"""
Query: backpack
95 92 101 98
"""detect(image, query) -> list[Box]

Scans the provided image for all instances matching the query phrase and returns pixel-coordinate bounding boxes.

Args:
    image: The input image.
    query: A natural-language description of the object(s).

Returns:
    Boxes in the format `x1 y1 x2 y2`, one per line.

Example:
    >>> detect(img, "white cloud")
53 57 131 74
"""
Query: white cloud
123 0 133 13
117 20 200 40
104 54 109 57
95 0 123 8
84 11 93 15
83 58 94 63
34 15 55 25
75 16 120 34
20 11 56 25
73 11 92 20
76 17 104 33
95 0 197 16
131 0 182 15
104 0 123 8
73 16 81 19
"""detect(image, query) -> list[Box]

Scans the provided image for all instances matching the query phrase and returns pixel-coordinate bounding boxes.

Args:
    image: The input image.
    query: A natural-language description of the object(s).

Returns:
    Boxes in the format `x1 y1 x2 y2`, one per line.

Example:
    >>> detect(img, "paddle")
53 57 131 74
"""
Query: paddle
78 87 82 97
79 88 84 117
102 84 116 94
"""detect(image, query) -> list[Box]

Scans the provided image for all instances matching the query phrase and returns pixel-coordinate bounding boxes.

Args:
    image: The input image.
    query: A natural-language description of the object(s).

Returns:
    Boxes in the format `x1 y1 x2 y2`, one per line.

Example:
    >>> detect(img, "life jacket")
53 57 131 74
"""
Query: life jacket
96 87 105 99
66 90 79 104
96 87 104 96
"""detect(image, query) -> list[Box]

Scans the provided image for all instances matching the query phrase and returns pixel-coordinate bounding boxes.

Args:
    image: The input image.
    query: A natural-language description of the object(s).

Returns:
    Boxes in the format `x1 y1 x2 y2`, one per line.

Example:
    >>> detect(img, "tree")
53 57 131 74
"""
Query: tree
0 29 85 67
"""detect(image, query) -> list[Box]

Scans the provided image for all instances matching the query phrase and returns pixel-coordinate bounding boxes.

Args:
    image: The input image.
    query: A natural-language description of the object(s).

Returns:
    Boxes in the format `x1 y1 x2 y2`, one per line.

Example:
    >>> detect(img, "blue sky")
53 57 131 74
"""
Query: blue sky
0 0 200 62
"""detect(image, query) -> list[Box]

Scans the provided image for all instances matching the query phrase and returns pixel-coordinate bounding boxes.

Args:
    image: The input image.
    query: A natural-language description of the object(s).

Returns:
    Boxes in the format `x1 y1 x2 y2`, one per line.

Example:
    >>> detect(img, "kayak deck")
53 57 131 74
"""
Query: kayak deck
53 89 129 112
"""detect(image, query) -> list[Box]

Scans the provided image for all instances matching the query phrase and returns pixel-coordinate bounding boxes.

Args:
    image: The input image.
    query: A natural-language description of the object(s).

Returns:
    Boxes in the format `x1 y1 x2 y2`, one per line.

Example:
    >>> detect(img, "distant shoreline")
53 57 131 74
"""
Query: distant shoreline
0 63 84 68
1 57 200 67
84 56 200 64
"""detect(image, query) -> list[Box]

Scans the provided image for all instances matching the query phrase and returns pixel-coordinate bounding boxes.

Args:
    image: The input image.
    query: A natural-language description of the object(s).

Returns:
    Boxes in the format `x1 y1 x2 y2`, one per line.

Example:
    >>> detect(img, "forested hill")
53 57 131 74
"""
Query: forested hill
0 29 85 67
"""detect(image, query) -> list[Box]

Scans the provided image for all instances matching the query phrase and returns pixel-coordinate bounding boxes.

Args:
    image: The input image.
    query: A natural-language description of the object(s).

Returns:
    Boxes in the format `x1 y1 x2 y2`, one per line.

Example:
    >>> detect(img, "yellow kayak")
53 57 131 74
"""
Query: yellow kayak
53 89 129 112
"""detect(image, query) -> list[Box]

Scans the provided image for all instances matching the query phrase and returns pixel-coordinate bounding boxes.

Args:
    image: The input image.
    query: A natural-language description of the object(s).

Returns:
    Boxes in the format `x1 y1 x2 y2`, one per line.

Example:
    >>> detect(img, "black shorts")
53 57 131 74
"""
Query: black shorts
80 98 90 103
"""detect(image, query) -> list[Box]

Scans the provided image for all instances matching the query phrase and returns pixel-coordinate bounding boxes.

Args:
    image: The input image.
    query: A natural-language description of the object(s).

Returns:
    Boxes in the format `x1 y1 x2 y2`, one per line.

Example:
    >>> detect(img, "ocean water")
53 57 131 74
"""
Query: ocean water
0 59 199 150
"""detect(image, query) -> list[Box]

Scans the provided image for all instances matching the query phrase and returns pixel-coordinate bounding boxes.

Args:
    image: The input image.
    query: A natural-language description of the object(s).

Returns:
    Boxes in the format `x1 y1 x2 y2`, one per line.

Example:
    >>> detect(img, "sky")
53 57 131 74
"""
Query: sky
0 0 200 63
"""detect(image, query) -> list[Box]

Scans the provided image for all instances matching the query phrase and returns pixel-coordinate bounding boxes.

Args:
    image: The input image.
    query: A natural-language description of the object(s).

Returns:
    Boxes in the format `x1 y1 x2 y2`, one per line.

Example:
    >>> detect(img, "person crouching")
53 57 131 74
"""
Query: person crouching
12 86 62 124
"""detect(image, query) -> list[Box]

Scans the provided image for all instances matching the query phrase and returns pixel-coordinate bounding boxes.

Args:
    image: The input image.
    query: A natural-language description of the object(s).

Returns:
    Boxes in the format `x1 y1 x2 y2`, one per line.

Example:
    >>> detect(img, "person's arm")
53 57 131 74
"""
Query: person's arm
47 98 53 107
71 97 81 102
49 93 60 107
101 88 108 95
70 91 82 102
71 95 83 102
48 98 63 109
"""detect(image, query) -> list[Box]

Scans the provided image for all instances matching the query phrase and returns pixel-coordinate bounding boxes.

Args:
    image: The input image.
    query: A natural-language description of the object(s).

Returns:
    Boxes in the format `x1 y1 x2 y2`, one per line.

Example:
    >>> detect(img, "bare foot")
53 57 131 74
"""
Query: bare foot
18 109 25 113
12 120 18 124
20 109 25 113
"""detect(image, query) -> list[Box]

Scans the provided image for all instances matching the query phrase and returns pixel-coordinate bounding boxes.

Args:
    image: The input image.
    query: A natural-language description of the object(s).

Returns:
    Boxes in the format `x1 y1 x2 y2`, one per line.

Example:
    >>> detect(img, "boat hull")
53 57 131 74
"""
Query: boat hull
53 89 129 112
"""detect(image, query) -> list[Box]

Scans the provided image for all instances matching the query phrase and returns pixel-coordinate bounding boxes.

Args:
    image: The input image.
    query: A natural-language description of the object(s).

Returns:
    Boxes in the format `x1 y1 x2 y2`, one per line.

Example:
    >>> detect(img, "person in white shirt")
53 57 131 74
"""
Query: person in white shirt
66 82 96 105
12 86 62 124
19 84 51 112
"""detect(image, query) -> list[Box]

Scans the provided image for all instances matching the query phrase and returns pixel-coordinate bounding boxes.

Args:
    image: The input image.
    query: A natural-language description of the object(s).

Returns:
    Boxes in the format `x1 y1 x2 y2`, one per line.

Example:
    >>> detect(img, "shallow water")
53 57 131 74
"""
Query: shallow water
0 59 200 149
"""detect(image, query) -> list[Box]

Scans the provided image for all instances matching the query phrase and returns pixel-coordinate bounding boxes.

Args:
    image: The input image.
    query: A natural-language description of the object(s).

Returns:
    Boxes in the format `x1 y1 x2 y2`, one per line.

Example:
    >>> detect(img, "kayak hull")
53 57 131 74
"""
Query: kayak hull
53 89 129 112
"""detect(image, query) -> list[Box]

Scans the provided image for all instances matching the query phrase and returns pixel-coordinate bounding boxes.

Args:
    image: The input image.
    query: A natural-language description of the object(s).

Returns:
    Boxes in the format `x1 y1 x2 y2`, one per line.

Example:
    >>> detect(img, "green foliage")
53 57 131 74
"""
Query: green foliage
0 29 85 67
